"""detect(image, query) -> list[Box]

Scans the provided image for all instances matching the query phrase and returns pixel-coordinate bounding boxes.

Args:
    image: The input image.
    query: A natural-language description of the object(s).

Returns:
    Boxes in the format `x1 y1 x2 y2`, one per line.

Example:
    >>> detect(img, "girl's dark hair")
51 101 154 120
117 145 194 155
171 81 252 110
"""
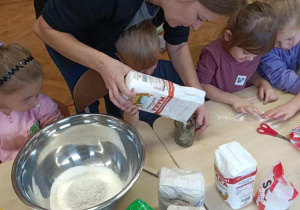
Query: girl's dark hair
221 1 277 55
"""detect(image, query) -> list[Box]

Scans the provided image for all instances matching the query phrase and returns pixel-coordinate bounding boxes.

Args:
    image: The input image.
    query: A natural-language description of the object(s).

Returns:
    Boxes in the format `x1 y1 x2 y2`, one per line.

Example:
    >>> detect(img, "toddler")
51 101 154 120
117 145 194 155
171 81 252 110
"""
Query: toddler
259 0 300 120
197 1 278 115
0 42 62 163
115 20 184 127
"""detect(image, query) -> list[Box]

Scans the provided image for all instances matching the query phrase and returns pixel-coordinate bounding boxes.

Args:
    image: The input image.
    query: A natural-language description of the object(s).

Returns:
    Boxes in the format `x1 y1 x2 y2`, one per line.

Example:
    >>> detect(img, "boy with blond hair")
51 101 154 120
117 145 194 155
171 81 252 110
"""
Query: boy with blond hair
115 20 183 126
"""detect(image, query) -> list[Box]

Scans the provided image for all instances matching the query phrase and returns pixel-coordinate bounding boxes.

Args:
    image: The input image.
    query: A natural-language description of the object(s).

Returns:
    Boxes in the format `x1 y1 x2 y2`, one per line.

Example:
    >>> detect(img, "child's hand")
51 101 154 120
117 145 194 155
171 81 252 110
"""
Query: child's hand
259 81 278 104
261 101 300 121
231 96 262 115
123 105 139 127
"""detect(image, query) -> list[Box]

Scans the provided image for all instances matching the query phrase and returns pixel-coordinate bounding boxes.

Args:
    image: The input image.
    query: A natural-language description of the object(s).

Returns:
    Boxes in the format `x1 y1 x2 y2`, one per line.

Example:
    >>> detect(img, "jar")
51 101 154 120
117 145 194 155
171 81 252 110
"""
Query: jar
174 117 196 147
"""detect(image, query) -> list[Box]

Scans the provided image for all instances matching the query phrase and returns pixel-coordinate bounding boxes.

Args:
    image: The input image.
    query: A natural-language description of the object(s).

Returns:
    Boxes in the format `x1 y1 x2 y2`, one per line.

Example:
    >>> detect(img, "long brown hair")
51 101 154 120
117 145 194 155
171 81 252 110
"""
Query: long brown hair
221 1 277 55
115 20 160 71
199 0 248 15
262 0 300 29
0 43 43 93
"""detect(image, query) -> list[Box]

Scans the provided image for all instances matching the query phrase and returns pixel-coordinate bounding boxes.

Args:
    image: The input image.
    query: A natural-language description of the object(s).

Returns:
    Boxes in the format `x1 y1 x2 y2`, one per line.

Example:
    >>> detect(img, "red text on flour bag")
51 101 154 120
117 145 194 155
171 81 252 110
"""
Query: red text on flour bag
151 81 174 114
254 161 298 210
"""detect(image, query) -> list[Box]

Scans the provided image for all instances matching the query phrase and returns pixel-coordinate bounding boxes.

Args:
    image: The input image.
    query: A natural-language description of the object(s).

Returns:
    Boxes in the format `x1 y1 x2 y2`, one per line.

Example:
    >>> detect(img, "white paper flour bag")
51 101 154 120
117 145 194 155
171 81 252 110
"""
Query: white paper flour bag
158 167 205 210
125 71 205 122
214 141 257 209
167 205 206 210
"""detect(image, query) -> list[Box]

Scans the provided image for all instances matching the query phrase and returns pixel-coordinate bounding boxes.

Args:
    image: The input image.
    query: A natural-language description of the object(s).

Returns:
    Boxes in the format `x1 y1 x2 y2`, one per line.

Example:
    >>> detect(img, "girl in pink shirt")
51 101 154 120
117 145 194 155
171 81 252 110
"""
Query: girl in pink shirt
0 42 62 163
197 2 278 115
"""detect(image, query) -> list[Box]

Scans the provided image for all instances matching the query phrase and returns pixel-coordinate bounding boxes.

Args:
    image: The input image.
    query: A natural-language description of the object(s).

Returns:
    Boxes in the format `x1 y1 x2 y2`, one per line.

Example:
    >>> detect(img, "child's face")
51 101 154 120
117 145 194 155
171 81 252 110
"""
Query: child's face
275 28 300 50
228 46 257 63
0 77 43 112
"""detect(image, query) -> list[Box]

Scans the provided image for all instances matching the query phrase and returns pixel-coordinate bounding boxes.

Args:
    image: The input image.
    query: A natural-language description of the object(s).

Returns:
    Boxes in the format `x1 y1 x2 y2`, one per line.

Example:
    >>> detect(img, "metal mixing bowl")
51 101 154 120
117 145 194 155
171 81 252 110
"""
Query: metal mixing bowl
11 114 145 210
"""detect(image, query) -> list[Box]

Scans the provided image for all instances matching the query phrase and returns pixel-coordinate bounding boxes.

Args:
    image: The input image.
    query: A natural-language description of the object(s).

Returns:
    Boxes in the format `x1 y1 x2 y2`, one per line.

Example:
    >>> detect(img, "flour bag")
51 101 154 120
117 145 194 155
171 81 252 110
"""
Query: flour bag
125 71 205 122
254 161 298 210
167 205 206 210
158 167 205 210
214 141 257 209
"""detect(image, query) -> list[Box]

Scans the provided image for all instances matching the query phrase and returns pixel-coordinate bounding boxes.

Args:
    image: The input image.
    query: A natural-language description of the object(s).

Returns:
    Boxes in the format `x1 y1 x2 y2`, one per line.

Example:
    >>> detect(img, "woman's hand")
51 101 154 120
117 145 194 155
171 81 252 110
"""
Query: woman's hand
259 81 278 104
231 96 262 115
99 57 135 110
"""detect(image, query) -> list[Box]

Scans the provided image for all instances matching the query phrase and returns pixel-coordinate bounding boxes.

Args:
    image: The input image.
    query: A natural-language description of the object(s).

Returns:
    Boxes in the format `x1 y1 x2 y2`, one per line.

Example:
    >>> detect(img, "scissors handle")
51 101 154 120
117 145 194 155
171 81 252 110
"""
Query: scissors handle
257 123 278 137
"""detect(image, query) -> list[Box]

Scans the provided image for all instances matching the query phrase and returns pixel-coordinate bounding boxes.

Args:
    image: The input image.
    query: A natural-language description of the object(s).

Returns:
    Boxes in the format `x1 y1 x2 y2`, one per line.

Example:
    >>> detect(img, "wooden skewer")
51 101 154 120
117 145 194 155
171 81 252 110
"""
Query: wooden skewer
143 165 159 177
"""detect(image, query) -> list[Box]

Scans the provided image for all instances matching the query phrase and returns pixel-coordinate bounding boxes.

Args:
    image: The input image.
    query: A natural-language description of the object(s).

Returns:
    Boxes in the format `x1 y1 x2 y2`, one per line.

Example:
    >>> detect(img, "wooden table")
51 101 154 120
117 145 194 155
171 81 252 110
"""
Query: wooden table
153 86 300 210
0 121 177 210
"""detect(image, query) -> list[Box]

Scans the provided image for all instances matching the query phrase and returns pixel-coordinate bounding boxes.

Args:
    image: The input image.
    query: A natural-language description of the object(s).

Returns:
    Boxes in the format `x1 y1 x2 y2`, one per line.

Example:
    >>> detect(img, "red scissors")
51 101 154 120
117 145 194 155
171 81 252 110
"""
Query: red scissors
257 123 290 142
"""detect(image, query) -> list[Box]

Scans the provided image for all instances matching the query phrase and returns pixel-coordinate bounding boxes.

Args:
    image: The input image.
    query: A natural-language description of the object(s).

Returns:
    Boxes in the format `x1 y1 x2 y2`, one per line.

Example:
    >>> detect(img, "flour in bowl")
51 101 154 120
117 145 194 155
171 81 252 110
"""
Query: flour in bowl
50 166 125 210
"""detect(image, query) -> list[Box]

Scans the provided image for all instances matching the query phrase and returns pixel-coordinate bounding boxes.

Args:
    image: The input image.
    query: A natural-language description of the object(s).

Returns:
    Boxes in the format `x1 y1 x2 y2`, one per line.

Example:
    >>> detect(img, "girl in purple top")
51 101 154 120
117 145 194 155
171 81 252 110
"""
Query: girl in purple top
197 2 278 115
0 42 62 162
259 0 300 121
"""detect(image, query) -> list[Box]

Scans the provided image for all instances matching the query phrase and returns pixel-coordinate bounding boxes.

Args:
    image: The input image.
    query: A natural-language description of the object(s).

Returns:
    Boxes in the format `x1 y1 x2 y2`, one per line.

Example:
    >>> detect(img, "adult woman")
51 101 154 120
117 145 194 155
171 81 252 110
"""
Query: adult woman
34 0 245 133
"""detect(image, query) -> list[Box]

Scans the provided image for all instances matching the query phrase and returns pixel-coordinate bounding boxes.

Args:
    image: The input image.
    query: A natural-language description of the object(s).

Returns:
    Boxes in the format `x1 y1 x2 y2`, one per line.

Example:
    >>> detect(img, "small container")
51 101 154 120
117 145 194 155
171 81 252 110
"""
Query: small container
174 117 195 147
127 199 154 210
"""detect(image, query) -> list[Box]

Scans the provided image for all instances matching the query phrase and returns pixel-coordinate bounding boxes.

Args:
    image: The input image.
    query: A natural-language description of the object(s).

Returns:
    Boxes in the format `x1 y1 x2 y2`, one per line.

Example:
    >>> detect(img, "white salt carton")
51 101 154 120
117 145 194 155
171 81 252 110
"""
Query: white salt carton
158 167 205 210
214 141 257 209
125 71 205 122
167 205 206 210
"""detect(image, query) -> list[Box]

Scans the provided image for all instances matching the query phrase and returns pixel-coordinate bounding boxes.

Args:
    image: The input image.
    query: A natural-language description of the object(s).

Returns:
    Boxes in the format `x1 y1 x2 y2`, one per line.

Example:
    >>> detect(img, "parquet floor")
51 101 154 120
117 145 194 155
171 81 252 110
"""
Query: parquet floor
0 0 226 115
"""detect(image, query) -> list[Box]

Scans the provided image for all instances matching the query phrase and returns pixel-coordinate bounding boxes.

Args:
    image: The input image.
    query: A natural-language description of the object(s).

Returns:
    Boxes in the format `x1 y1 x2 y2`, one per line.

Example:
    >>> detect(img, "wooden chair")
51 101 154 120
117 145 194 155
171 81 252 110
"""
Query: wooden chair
73 69 108 113
53 99 70 117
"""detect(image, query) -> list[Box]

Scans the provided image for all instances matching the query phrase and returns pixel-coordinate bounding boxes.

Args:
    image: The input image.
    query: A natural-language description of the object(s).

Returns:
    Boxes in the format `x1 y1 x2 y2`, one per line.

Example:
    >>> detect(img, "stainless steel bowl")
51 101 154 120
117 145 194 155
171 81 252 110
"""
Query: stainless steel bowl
11 114 145 210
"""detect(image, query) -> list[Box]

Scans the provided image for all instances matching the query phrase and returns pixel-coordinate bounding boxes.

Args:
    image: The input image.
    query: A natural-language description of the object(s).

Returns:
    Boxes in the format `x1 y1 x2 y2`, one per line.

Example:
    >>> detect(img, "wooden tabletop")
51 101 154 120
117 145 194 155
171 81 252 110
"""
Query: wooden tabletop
0 121 177 210
153 86 300 210
1 86 299 210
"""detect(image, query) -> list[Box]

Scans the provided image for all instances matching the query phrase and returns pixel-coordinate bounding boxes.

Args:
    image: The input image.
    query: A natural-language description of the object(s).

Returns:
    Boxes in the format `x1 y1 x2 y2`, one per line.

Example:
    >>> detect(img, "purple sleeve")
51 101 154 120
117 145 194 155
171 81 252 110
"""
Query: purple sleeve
37 95 63 128
258 51 300 94
196 48 218 85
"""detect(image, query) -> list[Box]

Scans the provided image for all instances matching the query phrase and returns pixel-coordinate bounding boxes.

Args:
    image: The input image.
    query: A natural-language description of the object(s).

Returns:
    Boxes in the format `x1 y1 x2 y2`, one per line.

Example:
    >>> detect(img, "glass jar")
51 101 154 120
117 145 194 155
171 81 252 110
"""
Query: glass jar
174 117 195 147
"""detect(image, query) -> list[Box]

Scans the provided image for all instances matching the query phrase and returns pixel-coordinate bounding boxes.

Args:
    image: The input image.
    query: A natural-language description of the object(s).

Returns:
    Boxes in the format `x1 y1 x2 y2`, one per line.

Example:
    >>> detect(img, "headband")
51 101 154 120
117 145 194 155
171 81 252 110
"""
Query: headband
0 55 34 86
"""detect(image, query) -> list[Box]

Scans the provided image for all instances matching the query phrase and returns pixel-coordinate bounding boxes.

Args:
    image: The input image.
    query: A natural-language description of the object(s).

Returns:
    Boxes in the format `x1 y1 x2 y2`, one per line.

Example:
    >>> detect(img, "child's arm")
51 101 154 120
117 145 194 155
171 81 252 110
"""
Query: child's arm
202 84 261 115
258 50 300 94
248 72 278 104
262 93 300 121
123 105 139 127
37 95 63 128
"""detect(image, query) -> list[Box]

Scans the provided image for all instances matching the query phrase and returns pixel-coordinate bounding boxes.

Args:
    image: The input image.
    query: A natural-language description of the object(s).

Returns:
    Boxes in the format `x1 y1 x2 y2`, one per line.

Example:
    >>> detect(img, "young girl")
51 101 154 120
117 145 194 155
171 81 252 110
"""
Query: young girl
258 0 300 120
197 1 278 115
0 42 62 163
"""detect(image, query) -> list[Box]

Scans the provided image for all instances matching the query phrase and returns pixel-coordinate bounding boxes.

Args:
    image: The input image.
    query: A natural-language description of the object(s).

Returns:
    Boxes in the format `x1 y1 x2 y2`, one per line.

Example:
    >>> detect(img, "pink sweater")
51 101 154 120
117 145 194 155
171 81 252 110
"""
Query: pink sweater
0 94 62 162
197 39 261 93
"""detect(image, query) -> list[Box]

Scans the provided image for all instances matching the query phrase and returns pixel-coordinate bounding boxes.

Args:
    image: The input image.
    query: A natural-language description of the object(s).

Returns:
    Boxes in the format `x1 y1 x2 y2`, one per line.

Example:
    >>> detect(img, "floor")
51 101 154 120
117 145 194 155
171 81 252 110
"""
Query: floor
0 0 226 115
